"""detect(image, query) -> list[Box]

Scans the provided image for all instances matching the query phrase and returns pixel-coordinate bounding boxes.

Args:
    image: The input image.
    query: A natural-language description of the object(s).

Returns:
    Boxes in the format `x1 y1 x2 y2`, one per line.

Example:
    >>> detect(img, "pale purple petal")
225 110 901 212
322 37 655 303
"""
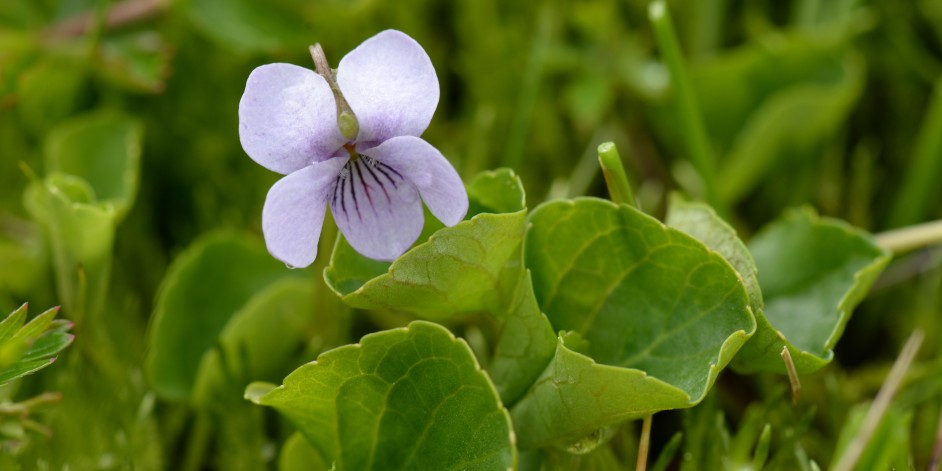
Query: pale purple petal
337 30 439 144
240 63 346 175
262 157 348 268
363 136 468 226
330 158 424 261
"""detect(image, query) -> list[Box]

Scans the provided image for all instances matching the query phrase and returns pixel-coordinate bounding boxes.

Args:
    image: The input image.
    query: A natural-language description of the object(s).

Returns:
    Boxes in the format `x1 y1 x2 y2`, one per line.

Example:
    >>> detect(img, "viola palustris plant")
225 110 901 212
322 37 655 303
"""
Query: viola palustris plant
224 25 910 471
9 1 942 469
239 30 467 266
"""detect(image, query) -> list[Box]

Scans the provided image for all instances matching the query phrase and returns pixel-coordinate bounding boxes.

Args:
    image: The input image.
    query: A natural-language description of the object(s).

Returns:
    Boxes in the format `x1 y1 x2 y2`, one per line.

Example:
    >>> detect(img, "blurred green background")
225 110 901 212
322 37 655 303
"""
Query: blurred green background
1 0 942 469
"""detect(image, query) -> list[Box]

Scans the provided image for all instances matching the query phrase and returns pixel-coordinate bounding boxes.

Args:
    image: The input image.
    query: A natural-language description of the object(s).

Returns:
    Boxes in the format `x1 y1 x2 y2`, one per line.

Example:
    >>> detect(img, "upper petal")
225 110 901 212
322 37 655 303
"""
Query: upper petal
337 30 439 144
262 157 347 267
239 63 346 175
363 136 468 226
330 158 425 261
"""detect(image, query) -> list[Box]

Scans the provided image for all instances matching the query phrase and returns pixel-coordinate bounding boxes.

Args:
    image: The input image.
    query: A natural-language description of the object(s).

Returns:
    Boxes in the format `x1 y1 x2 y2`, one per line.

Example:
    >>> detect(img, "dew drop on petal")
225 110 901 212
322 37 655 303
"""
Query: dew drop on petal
285 263 298 270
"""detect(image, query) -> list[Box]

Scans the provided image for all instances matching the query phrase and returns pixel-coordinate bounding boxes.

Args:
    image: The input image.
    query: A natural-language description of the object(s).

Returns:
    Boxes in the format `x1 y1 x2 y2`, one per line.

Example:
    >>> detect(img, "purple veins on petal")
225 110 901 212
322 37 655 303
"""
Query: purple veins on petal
352 160 375 209
330 159 423 261
347 162 362 221
361 136 468 227
360 158 392 204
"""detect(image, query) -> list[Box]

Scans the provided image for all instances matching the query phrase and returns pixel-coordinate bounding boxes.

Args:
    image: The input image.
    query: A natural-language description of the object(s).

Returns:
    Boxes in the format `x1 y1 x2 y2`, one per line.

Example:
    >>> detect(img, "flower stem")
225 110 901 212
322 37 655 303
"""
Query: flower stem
875 219 942 254
636 415 653 471
309 44 359 141
598 142 636 207
309 44 332 77
648 0 718 207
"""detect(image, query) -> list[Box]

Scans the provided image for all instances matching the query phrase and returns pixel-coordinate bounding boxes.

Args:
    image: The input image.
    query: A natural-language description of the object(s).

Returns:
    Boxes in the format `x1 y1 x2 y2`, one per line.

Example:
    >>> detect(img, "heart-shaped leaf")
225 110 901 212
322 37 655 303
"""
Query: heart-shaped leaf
146 232 304 402
192 277 318 408
516 198 754 448
664 198 818 373
248 321 516 471
325 169 557 404
324 168 526 318
665 196 762 314
734 208 890 373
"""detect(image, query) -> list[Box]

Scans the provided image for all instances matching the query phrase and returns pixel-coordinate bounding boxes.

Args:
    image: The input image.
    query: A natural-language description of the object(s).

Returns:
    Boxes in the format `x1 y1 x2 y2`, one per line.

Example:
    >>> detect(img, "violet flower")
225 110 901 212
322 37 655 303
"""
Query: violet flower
239 30 468 267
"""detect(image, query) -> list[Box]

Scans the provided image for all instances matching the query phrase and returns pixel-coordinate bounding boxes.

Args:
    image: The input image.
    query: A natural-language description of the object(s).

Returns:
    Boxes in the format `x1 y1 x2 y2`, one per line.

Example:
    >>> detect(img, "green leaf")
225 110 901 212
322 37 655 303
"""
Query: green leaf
467 167 527 215
510 338 690 450
146 232 304 402
486 269 557 405
249 321 516 471
516 198 754 448
24 174 117 320
327 211 527 317
665 195 762 313
279 432 331 471
192 277 318 408
0 303 27 345
0 358 55 385
10 304 58 342
664 198 819 373
19 111 143 320
325 168 557 405
0 304 73 386
717 62 863 204
734 208 890 373
44 110 144 219
325 168 527 318
650 34 863 204
690 35 858 155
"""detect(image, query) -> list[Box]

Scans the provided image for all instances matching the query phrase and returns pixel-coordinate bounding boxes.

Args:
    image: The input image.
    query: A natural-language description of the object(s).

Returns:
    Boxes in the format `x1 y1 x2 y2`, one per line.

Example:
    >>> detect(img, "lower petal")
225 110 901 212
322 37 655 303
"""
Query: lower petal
330 158 424 261
262 158 347 268
362 136 468 227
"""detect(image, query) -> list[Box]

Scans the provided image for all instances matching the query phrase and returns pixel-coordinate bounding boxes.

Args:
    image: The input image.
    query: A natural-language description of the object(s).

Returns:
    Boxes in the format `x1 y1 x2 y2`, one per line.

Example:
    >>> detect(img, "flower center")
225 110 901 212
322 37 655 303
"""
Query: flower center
343 143 359 161
331 155 405 223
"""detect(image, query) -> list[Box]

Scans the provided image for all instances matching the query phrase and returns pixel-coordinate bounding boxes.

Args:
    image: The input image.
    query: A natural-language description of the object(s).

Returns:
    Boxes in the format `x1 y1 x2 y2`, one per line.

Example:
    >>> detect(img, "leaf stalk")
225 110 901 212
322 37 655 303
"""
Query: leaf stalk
598 142 637 208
